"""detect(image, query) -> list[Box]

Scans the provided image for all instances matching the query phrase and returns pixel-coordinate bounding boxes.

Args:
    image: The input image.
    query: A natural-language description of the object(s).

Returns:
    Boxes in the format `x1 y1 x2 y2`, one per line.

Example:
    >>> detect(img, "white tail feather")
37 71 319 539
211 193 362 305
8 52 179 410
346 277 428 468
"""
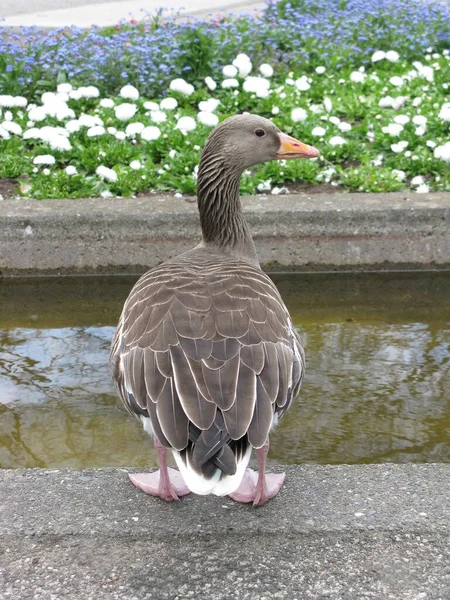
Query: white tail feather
172 445 252 496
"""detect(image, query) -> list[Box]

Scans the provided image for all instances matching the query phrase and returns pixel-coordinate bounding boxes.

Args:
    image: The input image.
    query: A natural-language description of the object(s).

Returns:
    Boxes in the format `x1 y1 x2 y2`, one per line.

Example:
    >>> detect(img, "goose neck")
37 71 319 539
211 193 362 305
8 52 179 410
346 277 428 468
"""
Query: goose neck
196 158 258 264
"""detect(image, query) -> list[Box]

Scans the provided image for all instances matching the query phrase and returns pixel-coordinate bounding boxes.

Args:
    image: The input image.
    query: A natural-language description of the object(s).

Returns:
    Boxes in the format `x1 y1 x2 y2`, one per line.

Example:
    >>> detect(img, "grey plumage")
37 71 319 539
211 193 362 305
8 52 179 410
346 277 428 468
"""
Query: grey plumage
110 114 307 491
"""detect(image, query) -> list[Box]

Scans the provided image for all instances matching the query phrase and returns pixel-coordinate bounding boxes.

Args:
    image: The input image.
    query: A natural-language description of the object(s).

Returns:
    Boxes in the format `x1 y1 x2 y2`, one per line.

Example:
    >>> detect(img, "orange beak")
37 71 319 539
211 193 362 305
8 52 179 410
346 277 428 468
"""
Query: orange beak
276 131 320 159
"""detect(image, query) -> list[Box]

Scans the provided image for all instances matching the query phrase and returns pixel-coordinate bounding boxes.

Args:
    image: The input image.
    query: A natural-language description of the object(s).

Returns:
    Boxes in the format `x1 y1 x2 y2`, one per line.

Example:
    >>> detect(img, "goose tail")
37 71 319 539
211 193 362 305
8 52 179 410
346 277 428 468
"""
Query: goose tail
172 416 252 496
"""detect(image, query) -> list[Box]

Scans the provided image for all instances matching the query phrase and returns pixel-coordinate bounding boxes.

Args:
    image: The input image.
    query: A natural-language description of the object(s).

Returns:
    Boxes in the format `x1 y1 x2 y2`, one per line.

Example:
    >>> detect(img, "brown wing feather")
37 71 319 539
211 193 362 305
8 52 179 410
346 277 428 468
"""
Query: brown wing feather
110 250 304 456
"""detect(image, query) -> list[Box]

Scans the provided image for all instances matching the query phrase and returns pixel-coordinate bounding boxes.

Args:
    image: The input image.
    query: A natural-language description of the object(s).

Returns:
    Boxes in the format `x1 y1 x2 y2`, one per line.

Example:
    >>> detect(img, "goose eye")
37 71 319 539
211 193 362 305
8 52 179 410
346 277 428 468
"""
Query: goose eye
255 129 266 137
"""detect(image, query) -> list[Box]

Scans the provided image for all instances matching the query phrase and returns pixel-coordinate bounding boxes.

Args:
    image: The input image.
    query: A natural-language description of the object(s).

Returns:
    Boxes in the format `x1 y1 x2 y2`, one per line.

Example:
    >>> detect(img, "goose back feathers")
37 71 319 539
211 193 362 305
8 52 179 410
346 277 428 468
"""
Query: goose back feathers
111 248 304 494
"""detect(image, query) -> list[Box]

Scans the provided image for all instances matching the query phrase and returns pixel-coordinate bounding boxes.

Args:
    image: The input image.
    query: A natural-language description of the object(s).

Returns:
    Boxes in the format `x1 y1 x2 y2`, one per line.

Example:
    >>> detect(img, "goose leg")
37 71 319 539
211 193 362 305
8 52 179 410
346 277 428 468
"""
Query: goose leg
228 440 285 507
129 437 191 501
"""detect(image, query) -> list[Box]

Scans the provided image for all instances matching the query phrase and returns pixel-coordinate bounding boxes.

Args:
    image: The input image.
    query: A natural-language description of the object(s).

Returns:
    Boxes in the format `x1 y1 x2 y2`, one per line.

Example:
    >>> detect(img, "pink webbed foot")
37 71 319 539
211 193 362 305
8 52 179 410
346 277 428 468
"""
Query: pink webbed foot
129 467 190 502
228 468 286 507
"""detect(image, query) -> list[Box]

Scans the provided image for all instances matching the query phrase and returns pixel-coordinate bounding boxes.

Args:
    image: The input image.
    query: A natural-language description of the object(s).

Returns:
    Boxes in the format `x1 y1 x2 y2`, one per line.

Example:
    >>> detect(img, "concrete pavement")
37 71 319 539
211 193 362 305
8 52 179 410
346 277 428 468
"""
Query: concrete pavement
2 192 450 275
1 0 266 28
1 464 449 599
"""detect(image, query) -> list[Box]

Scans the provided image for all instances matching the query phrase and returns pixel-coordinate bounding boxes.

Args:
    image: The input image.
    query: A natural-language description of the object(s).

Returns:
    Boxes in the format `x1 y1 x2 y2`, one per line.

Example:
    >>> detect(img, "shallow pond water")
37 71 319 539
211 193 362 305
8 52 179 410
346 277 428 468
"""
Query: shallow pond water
1 272 449 469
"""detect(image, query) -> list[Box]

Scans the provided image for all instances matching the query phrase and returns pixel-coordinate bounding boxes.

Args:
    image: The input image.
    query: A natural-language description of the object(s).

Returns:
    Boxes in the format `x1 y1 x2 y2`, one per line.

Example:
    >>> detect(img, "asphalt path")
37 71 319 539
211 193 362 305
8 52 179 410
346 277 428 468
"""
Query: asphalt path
1 0 266 27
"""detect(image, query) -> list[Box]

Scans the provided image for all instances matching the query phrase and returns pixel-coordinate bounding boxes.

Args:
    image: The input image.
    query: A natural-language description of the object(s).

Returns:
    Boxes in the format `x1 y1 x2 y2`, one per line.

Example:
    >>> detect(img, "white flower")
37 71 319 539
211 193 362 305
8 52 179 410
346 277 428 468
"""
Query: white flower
221 78 239 89
317 166 336 182
33 154 55 165
49 135 72 151
386 50 400 63
27 106 47 121
329 116 340 125
0 94 27 107
371 50 386 62
272 106 279 115
143 101 159 111
145 111 164 126
232 53 252 77
392 169 406 181
56 91 69 103
125 122 145 137
65 120 81 133
257 179 271 192
311 126 326 136
434 142 450 162
383 123 404 136
416 184 430 193
222 64 238 78
100 190 114 198
378 96 394 108
120 85 139 100
78 86 100 98
2 121 22 135
438 102 450 121
160 97 178 110
350 71 366 83
426 140 436 149
198 111 219 127
205 77 217 91
96 166 117 182
57 83 72 94
23 127 41 139
415 125 426 137
65 165 77 175
295 76 310 91
69 90 82 100
415 64 434 82
392 96 406 110
411 175 424 186
41 92 57 104
315 66 326 74
141 126 161 141
100 98 115 108
243 76 271 98
394 115 410 125
129 160 142 170
389 76 404 87
87 125 106 137
107 126 117 135
328 135 346 146
78 114 103 128
0 125 10 139
259 63 274 78
198 98 220 113
291 107 307 123
42 168 50 176
323 97 332 113
271 186 289 195
169 149 177 159
412 115 427 126
115 131 126 141
412 97 422 107
391 141 408 153
169 78 194 96
175 116 196 132
115 103 137 121
338 122 352 132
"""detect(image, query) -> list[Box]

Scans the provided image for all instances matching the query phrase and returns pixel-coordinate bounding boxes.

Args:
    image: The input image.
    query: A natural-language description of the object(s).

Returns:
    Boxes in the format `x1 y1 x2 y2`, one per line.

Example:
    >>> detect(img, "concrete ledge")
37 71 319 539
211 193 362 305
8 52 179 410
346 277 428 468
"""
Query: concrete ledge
1 465 449 598
2 192 450 275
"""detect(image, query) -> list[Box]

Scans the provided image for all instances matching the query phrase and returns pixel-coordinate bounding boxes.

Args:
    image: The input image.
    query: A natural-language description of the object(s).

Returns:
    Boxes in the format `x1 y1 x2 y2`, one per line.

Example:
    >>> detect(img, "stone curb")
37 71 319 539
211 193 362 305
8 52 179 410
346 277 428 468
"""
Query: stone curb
1 464 449 598
2 192 450 275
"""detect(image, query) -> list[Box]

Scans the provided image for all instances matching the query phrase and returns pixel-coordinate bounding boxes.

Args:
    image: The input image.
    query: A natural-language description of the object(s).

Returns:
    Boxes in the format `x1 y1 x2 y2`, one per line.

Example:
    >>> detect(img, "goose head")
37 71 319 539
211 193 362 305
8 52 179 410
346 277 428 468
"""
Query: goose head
200 113 320 171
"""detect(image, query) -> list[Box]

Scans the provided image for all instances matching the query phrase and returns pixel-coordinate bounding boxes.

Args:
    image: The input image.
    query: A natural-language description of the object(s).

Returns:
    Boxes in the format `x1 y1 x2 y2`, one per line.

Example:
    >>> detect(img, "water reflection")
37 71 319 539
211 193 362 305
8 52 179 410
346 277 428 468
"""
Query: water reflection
0 273 449 468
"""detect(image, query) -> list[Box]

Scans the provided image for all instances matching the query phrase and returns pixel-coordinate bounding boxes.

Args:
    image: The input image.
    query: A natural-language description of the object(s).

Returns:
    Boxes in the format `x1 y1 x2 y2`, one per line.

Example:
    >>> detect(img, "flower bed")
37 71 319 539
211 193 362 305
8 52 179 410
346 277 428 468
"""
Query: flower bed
0 0 449 199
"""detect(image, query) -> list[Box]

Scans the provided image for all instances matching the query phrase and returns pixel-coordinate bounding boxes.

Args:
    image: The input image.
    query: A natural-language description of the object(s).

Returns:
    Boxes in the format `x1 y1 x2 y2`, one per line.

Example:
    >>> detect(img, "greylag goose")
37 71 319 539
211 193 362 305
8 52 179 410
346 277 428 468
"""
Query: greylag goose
110 114 319 506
